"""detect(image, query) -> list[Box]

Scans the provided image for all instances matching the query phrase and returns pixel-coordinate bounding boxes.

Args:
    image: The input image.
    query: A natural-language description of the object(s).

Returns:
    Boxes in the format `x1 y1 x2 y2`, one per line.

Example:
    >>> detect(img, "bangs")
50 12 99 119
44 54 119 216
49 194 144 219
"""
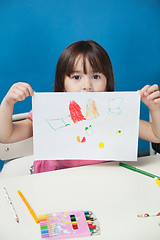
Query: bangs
66 51 104 76
54 40 114 92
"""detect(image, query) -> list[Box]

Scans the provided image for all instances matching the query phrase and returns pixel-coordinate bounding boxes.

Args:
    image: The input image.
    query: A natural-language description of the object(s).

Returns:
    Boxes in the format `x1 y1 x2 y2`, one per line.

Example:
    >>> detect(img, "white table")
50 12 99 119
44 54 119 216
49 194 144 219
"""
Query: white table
0 155 160 240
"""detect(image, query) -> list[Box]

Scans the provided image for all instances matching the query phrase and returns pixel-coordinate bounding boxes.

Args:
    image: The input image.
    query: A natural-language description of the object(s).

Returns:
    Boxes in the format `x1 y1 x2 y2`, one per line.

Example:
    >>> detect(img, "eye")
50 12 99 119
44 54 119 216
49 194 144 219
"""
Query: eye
72 75 81 80
92 74 100 79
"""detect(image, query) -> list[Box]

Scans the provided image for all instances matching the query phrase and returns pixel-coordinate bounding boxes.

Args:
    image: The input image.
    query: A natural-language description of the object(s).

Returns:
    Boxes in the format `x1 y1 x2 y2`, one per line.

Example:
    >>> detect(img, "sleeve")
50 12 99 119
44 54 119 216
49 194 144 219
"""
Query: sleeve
152 143 160 154
26 110 32 121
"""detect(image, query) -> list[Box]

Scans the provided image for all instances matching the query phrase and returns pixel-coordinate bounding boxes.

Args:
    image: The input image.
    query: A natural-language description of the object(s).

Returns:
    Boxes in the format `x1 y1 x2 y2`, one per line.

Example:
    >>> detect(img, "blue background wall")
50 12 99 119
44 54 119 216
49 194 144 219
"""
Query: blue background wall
0 0 160 157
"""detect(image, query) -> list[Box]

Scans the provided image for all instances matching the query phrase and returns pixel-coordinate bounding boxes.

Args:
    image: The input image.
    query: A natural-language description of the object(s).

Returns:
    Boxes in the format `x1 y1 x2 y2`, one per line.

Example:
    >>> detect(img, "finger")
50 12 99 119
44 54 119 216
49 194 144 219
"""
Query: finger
8 91 24 103
139 85 150 96
20 82 34 96
11 88 27 101
16 85 30 99
12 82 34 97
146 90 160 101
154 98 160 103
146 84 159 95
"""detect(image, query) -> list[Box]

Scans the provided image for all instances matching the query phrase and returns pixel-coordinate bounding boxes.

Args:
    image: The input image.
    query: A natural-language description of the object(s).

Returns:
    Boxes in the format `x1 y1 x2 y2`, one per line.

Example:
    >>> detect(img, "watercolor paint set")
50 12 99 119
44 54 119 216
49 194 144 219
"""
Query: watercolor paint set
39 210 100 239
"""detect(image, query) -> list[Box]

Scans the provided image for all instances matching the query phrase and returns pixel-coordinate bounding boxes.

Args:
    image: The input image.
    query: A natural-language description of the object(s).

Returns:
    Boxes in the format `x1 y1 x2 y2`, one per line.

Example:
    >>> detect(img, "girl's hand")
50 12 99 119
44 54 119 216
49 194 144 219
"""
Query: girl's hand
139 84 160 111
4 82 34 105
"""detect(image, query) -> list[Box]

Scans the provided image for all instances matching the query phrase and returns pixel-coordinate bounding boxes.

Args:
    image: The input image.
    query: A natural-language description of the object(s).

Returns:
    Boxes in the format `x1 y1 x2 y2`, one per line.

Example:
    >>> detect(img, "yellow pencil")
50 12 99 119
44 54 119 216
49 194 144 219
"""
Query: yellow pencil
18 190 39 223
154 177 160 188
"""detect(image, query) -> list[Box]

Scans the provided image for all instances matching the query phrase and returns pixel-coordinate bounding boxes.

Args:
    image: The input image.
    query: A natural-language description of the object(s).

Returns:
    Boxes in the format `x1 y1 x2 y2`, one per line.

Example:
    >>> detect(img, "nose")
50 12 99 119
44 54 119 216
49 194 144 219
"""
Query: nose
82 76 92 91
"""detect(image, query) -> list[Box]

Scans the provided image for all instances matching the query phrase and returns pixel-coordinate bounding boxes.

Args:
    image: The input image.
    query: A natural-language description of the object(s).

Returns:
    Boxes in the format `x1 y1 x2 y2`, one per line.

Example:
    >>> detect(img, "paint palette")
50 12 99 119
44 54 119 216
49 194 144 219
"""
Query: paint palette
39 210 100 239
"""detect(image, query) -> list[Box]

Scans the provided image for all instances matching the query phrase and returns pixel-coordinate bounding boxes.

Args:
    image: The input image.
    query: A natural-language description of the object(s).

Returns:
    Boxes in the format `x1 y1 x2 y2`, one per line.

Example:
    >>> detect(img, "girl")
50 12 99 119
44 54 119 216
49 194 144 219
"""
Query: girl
0 40 160 173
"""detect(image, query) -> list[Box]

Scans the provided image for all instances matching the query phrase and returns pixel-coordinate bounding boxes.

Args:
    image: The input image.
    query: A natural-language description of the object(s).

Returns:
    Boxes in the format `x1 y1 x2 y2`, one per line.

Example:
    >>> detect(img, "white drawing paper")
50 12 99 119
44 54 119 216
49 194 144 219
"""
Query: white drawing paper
32 92 140 161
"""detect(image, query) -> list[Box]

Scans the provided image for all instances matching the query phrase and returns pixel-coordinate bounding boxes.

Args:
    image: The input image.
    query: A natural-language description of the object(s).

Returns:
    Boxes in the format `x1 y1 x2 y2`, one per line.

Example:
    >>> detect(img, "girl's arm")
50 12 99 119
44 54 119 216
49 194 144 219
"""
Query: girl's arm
139 84 160 142
0 82 34 143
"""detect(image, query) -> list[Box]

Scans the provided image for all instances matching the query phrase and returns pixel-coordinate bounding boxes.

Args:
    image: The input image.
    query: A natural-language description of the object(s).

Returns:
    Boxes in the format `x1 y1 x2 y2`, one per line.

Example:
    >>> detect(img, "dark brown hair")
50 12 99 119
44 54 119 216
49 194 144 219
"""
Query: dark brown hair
54 40 114 92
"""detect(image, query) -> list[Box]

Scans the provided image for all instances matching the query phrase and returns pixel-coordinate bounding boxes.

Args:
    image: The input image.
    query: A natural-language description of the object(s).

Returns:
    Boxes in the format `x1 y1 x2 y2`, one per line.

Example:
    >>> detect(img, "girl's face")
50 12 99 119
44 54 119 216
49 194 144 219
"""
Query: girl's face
64 56 107 92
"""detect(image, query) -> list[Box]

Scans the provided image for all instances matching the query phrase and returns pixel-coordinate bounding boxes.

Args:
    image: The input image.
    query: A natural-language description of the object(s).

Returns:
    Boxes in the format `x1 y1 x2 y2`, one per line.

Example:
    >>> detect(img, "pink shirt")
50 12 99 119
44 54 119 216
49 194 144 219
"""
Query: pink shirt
27 110 106 173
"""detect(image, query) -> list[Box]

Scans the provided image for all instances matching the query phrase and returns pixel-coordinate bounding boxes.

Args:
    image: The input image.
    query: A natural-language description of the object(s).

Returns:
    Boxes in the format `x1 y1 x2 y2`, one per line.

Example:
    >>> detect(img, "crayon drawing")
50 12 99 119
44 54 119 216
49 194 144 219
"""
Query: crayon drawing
69 100 86 123
77 136 86 143
47 118 70 131
85 125 94 136
107 97 123 115
86 99 99 119
32 92 140 161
